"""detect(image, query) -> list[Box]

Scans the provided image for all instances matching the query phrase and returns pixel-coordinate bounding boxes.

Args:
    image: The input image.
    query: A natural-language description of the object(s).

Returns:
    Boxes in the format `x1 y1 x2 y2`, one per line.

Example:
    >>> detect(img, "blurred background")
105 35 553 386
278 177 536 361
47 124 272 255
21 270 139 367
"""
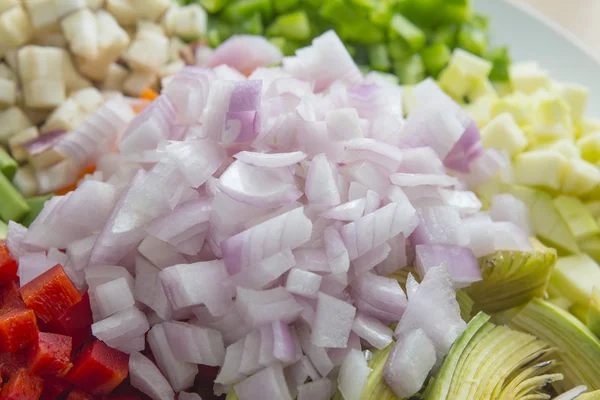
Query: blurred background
519 0 600 57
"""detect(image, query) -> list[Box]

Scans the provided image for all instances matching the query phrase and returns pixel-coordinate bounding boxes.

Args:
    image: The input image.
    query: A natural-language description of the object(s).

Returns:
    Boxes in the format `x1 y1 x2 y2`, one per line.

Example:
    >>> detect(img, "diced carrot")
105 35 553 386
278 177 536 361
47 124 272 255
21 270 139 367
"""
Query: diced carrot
0 350 28 379
66 340 129 395
19 264 82 323
0 242 18 283
1 369 44 400
44 292 93 349
28 332 73 378
139 89 158 101
67 388 97 400
41 379 71 400
55 166 97 196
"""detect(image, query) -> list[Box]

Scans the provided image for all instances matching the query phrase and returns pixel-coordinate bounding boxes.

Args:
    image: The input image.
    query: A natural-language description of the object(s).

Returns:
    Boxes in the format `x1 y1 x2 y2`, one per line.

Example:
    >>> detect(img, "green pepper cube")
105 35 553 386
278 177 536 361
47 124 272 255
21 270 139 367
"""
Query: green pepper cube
457 24 488 56
367 43 391 72
421 42 451 77
0 172 29 222
394 53 426 85
267 10 311 41
0 148 17 181
273 0 299 13
389 13 426 52
200 0 231 13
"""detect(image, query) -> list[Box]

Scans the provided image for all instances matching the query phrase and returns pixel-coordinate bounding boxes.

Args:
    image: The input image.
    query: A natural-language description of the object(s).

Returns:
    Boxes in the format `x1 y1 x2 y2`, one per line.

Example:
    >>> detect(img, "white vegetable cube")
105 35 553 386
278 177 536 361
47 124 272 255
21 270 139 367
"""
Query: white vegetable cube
490 93 532 126
23 0 58 32
125 30 169 73
162 4 207 41
465 96 495 128
578 117 600 138
85 0 104 10
123 71 157 97
133 0 170 22
106 0 138 26
0 6 34 50
578 132 600 164
481 113 528 156
95 277 136 318
41 99 85 133
509 62 552 94
529 91 573 143
136 20 165 35
8 126 39 162
61 8 98 60
71 87 104 114
467 77 498 102
0 107 32 145
535 138 580 159
60 49 92 92
514 150 567 191
449 48 493 79
0 0 19 13
18 46 66 109
168 36 186 62
555 82 588 123
285 268 323 299
100 63 129 91
0 63 15 81
0 78 16 108
13 164 38 197
53 0 85 19
561 158 600 197
158 60 185 79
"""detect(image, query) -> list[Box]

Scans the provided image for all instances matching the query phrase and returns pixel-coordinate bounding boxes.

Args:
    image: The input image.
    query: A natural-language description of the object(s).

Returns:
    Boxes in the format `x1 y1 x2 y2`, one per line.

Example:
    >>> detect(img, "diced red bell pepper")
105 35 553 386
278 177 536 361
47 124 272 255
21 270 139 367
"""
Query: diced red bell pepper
19 264 82 323
0 241 18 283
0 350 28 379
0 300 38 353
41 379 71 400
0 280 24 312
67 388 97 400
1 369 44 400
66 340 129 395
44 292 93 349
102 395 142 400
28 332 73 378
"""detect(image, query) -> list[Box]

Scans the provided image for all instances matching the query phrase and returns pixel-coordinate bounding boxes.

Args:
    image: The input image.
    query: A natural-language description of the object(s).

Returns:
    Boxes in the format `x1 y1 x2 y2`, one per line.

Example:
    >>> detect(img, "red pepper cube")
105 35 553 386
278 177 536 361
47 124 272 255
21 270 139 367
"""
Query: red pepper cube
44 292 93 349
1 369 44 400
19 264 82 323
0 242 18 283
0 308 38 353
66 340 129 395
67 388 97 400
41 380 71 400
0 350 28 379
28 332 73 378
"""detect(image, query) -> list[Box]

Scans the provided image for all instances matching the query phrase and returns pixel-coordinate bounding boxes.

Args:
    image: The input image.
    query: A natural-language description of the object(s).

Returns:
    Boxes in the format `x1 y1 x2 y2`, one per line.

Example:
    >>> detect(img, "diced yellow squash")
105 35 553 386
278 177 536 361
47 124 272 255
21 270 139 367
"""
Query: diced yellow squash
466 77 498 103
449 48 493 79
465 95 496 128
439 63 470 99
578 118 600 138
586 201 600 218
509 62 552 94
561 158 600 197
554 195 600 241
555 82 589 123
490 93 532 126
578 132 600 164
528 90 573 143
550 254 600 305
481 112 528 156
514 150 567 191
535 138 581 159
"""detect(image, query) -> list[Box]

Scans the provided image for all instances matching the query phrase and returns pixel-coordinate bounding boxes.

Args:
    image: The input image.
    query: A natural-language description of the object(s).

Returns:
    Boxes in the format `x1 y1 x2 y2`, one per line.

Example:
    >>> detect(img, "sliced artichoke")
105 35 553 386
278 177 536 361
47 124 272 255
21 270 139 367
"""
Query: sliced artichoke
587 287 600 338
424 312 561 400
456 290 474 322
464 239 557 314
510 298 600 392
575 390 600 400
360 344 398 400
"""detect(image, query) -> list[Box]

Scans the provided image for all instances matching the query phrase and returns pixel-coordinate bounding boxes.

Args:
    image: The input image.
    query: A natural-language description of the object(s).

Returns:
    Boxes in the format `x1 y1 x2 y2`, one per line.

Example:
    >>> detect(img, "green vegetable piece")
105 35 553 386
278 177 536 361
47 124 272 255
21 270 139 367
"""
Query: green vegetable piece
465 238 557 314
394 53 425 85
457 23 488 56
0 172 29 222
239 12 263 35
338 20 385 44
389 13 426 52
222 0 273 23
207 29 222 48
578 391 600 400
456 290 474 322
369 0 392 27
0 220 7 240
225 390 239 400
510 298 600 392
431 25 458 48
425 312 560 400
550 254 600 306
387 39 412 61
440 3 471 25
586 289 600 339
421 42 451 77
0 148 17 181
554 195 600 241
266 10 310 41
319 0 362 25
580 235 600 265
359 343 397 400
273 0 299 13
20 194 52 228
367 44 391 72
486 46 511 82
200 0 231 13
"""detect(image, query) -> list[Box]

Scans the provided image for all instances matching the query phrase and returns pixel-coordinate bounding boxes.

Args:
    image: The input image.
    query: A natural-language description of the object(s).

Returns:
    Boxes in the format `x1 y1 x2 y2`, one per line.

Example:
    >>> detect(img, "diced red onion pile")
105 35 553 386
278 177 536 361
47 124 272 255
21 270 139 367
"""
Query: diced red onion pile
6 31 533 400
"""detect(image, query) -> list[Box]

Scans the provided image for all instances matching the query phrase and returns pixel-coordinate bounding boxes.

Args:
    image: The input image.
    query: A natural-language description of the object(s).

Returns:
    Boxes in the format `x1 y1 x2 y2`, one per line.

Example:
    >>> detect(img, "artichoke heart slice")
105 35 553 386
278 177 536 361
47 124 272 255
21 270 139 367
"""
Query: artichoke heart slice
424 312 560 400
510 298 600 393
360 344 398 400
465 239 557 314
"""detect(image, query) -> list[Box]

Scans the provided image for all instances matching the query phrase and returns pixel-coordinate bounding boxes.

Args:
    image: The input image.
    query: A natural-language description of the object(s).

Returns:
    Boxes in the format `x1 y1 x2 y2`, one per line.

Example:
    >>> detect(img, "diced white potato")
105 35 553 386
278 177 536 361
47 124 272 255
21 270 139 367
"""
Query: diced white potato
106 0 138 26
0 63 14 81
9 126 39 162
168 36 186 62
61 8 98 59
71 87 104 114
0 78 16 109
13 164 39 197
133 0 170 22
18 46 66 109
0 107 32 145
158 60 184 79
41 98 85 132
481 113 528 157
509 62 552 94
33 31 68 48
23 0 58 32
555 82 589 123
100 90 123 101
85 0 104 10
162 4 207 41
125 29 168 73
137 20 165 35
54 0 85 19
23 108 51 126
60 49 93 92
0 0 19 14
0 6 34 51
123 70 157 97
100 63 128 91
4 50 18 71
